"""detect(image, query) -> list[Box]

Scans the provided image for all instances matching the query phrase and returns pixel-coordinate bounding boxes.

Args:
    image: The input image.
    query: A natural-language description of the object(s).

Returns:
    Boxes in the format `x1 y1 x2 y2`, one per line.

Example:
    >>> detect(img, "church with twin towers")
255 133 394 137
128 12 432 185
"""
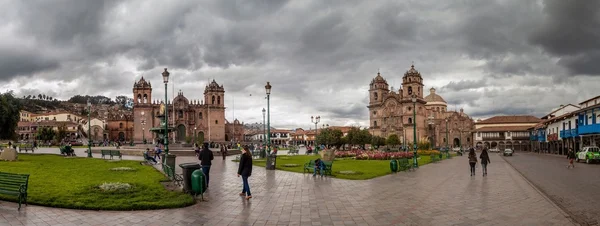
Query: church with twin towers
368 64 475 148
131 75 243 144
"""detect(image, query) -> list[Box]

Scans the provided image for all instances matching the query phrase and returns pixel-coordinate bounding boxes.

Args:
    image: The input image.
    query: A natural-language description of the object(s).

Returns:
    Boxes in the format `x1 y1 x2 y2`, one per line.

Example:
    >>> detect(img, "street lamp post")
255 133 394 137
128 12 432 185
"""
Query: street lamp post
87 99 92 158
162 68 170 159
411 95 418 169
265 82 272 155
194 127 197 146
427 115 434 149
445 118 450 158
262 108 266 158
311 116 320 148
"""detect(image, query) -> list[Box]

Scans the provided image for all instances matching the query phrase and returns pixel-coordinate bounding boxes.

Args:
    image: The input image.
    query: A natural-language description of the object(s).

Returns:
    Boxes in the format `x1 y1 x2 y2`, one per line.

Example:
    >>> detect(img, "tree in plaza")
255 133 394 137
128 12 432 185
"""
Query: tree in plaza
56 123 68 142
0 91 22 140
386 134 400 148
370 135 386 149
37 127 56 143
316 128 344 149
357 129 372 150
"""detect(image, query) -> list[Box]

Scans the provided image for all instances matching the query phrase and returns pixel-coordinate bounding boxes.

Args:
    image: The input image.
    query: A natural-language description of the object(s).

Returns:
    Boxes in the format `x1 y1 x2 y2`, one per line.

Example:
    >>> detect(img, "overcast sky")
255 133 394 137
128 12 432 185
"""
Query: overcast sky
1 0 599 129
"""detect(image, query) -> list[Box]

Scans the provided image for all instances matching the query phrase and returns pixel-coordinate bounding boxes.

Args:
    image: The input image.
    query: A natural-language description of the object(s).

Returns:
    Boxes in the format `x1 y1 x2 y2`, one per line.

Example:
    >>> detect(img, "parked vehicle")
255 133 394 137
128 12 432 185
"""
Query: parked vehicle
576 146 600 164
490 148 500 153
503 149 513 156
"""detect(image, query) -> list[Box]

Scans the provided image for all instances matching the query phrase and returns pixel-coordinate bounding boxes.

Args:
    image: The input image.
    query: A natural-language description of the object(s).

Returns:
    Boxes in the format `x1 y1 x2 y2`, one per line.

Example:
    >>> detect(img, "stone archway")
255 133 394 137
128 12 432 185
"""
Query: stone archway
490 141 498 149
118 132 125 141
453 138 460 147
198 131 205 144
177 125 186 142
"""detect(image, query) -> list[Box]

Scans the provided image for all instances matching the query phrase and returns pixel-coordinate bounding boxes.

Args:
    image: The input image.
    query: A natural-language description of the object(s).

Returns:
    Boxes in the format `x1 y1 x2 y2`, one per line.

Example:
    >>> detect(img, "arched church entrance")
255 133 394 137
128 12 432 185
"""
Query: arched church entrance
453 138 460 147
177 125 186 142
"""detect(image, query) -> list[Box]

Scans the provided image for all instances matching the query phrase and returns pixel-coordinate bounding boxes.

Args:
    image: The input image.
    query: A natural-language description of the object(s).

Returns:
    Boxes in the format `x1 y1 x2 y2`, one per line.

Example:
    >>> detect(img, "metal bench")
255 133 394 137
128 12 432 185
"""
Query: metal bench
287 149 299 155
0 172 29 210
162 164 183 187
303 160 333 176
101 150 111 159
398 158 413 171
110 150 122 160
101 150 122 160
60 146 75 156
19 146 34 153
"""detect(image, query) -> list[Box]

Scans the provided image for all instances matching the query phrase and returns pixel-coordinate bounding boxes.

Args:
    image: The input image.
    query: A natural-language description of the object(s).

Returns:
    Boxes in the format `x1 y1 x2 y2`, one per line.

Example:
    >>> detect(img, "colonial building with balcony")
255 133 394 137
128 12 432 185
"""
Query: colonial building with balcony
575 96 600 148
473 115 541 151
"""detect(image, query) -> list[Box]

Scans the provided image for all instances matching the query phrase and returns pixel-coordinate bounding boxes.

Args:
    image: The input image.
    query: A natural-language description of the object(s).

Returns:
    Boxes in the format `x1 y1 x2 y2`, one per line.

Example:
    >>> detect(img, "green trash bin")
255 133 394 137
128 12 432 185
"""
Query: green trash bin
179 163 201 194
191 169 206 197
390 159 398 172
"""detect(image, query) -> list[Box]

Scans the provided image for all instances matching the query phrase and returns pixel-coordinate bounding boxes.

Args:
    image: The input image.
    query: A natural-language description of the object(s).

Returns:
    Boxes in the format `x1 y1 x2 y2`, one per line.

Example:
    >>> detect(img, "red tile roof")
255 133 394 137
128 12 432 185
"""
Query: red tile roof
475 126 532 132
476 115 541 125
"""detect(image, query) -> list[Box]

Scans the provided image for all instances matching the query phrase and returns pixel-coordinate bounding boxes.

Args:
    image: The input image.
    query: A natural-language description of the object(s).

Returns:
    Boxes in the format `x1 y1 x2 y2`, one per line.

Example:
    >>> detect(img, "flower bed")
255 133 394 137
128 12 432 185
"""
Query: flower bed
334 150 415 160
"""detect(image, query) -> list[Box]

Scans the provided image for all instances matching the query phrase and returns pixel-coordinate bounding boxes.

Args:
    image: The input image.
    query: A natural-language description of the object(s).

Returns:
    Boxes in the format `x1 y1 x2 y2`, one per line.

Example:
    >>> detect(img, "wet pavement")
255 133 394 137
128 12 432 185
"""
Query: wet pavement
0 150 574 226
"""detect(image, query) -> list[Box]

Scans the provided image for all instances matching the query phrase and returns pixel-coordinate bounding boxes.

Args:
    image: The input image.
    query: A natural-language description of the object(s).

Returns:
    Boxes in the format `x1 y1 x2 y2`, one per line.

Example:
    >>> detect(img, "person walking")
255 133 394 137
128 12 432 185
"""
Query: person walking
238 146 253 200
480 148 491 176
468 148 478 176
199 142 214 188
567 148 576 169
221 145 227 160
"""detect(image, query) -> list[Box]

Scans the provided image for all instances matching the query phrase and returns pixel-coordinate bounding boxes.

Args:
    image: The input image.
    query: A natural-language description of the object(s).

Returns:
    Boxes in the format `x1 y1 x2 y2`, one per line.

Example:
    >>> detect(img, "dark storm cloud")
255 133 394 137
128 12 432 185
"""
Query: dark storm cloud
441 79 487 92
2 0 599 128
529 0 600 75
0 49 59 81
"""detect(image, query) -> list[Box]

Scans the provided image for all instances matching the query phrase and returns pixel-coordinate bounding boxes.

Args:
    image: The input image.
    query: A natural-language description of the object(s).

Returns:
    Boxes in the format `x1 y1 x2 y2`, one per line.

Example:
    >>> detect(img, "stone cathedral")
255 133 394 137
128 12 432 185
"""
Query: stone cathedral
368 64 476 148
132 77 226 143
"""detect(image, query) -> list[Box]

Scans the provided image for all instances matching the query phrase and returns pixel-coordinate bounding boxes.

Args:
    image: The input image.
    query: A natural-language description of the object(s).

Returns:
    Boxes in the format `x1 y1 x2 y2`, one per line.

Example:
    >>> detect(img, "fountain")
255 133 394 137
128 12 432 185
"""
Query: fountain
149 102 174 146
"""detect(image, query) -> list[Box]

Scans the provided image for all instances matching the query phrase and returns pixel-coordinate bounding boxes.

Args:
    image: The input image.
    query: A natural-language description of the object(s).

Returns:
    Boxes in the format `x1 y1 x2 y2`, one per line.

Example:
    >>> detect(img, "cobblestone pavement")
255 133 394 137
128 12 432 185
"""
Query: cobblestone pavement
503 152 600 225
1 152 574 226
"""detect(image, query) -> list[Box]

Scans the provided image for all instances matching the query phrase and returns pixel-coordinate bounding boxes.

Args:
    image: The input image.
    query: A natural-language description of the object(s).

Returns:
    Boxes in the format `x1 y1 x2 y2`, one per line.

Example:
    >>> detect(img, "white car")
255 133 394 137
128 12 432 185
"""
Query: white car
489 148 499 153
503 149 513 156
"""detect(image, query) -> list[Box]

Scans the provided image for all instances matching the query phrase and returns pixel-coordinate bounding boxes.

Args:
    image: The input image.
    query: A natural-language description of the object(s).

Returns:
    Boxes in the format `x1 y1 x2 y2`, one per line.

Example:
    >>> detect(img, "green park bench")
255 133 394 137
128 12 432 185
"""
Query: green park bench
0 172 29 210
59 146 75 156
101 150 111 159
398 158 413 171
287 149 299 155
19 145 34 153
162 164 183 187
101 150 122 160
303 160 333 176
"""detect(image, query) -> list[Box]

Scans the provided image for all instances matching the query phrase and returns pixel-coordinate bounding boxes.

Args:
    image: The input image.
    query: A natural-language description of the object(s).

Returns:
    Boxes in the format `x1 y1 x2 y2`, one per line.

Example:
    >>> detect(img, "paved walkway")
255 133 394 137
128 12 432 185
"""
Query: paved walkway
1 152 574 226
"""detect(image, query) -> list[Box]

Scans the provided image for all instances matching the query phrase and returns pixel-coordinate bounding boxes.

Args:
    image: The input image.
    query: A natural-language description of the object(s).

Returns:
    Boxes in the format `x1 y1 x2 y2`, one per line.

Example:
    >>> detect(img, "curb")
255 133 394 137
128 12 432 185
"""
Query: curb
500 155 580 226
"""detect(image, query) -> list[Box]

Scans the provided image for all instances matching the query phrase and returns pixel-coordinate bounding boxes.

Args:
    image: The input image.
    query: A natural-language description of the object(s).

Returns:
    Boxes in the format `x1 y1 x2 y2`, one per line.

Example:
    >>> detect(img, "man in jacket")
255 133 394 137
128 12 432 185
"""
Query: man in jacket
199 142 214 188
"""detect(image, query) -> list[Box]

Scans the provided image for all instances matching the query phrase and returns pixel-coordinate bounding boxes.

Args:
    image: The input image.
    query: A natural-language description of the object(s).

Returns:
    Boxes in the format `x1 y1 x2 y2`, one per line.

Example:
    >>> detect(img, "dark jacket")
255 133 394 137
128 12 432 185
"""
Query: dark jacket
567 151 576 159
480 151 491 164
238 153 253 177
199 147 214 166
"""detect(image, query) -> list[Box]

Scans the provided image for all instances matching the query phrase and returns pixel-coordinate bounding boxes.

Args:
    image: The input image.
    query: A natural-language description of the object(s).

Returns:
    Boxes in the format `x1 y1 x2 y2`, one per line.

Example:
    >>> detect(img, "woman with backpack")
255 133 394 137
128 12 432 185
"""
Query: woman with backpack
468 148 478 176
480 148 491 176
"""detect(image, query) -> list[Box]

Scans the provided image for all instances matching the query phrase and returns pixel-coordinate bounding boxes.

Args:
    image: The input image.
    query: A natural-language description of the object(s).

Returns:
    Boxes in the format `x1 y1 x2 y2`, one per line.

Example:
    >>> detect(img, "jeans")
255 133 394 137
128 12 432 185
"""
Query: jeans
313 165 324 176
481 163 488 174
469 162 476 175
202 166 211 187
241 175 251 196
146 156 157 163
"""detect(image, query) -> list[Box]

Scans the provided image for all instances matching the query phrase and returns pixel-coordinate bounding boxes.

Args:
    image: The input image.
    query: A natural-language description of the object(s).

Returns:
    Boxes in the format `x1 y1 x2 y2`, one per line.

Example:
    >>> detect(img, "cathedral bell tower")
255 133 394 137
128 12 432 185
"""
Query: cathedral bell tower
402 64 424 99
369 72 389 106
133 76 152 105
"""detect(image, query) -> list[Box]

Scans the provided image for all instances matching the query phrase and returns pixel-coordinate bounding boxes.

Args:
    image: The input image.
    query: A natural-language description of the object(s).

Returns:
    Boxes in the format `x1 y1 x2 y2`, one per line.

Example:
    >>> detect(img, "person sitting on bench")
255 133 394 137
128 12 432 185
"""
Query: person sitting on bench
313 158 324 177
144 148 157 164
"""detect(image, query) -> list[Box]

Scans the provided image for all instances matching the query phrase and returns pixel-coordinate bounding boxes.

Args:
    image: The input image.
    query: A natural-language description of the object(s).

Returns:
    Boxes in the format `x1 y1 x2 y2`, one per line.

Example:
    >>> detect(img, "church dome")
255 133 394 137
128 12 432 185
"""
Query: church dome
424 87 447 105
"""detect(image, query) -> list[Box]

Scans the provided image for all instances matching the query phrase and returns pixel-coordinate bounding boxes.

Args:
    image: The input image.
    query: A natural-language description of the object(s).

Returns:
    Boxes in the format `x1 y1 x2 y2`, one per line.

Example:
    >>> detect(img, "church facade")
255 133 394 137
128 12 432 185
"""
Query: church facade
132 77 227 143
368 65 475 148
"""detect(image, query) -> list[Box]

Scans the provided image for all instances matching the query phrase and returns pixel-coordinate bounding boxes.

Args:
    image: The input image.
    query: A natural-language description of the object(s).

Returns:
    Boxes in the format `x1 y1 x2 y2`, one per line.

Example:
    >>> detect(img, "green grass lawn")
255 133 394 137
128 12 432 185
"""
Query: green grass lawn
0 154 194 210
242 154 455 180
